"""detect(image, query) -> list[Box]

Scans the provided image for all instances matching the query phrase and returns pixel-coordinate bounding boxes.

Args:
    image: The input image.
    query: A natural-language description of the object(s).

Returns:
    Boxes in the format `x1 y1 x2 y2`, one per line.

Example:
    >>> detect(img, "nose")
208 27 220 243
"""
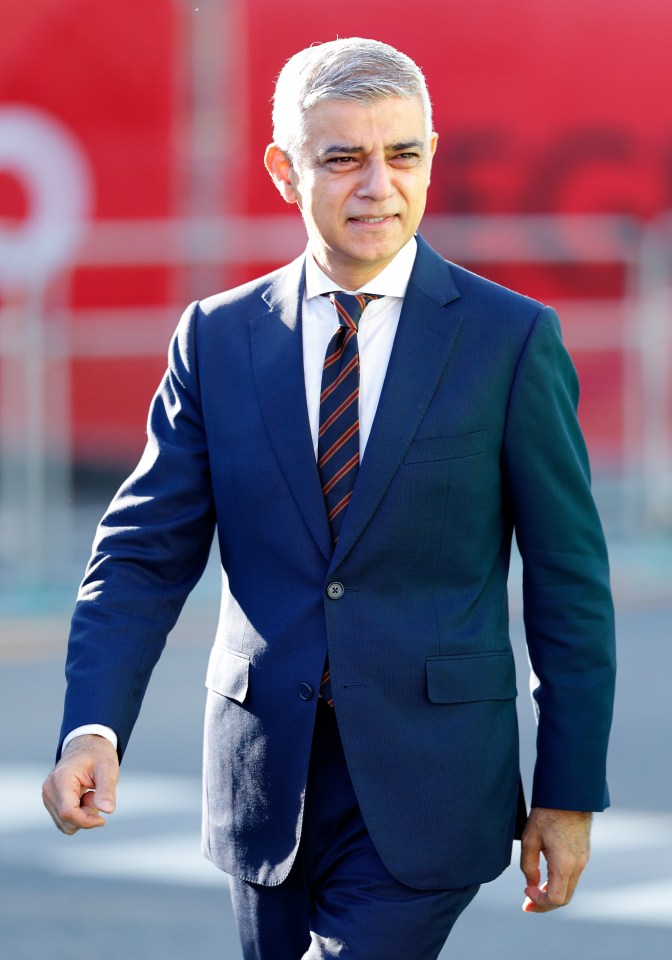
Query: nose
356 157 395 201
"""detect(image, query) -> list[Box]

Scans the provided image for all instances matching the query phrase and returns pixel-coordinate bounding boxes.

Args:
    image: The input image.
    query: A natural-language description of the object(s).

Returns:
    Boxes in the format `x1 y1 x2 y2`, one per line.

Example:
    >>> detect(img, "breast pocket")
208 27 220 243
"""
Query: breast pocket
405 431 487 464
205 646 250 704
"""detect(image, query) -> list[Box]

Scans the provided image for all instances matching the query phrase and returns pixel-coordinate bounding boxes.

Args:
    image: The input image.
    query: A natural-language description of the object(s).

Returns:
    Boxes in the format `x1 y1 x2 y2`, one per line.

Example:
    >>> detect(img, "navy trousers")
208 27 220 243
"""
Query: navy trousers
229 700 480 959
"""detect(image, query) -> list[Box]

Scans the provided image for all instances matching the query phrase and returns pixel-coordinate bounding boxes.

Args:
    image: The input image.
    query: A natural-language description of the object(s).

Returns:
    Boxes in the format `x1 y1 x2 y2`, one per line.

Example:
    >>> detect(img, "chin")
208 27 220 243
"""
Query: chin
355 243 401 264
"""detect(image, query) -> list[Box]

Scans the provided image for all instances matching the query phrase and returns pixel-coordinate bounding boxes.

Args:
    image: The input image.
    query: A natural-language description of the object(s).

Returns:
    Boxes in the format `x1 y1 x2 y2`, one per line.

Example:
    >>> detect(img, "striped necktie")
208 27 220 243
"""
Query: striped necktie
318 290 380 705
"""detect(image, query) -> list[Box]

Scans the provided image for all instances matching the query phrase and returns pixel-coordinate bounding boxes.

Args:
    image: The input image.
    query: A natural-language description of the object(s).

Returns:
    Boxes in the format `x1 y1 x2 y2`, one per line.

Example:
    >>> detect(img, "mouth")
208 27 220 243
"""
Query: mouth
349 215 396 224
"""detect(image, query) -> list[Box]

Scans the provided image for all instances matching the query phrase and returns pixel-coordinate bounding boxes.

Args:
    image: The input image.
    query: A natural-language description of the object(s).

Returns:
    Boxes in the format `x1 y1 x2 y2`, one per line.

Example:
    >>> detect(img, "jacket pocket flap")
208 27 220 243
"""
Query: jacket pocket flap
405 431 486 464
426 652 516 704
205 646 250 703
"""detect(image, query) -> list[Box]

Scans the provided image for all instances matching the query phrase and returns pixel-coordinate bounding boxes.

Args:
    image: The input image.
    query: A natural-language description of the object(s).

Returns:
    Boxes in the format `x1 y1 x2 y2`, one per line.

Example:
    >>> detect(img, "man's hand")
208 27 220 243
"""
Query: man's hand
520 807 592 913
42 734 119 835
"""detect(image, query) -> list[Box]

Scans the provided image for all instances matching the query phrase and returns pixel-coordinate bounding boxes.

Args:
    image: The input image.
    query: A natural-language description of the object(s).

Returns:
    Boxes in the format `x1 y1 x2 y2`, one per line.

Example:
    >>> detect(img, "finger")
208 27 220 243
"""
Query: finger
520 854 541 888
60 805 108 834
79 788 114 823
523 881 555 913
91 758 118 815
523 864 574 913
520 851 542 911
520 835 542 888
42 778 107 834
544 864 572 909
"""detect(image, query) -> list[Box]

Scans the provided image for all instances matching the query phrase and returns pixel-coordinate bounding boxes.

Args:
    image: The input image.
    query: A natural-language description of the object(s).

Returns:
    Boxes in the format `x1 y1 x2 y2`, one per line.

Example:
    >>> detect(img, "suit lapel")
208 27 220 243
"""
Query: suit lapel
250 256 333 562
330 237 463 570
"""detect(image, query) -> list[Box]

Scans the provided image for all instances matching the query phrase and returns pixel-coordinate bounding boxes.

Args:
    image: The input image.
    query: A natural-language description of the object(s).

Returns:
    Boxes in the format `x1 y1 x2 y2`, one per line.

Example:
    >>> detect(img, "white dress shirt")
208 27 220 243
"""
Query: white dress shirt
63 237 418 754
303 236 416 456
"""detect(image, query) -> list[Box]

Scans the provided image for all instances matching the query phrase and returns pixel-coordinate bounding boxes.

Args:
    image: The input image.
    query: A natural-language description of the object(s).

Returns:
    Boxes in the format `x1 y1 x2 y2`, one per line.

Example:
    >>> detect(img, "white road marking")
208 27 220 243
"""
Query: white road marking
0 764 200 832
3 764 671 924
570 879 672 926
46 833 227 887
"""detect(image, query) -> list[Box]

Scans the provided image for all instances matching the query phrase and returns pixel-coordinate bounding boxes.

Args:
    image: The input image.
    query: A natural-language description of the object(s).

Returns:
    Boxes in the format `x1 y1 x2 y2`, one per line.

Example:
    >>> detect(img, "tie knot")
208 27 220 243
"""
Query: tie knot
323 291 381 331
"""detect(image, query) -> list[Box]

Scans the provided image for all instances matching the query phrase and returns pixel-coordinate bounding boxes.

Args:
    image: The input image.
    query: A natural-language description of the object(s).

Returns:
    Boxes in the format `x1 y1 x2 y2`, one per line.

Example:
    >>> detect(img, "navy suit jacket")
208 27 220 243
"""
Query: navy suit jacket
60 235 615 890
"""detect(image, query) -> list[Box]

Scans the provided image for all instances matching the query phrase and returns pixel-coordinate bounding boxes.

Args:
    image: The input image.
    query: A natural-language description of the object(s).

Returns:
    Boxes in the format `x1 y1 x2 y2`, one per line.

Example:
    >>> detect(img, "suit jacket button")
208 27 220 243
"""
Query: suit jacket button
326 581 344 600
299 682 314 701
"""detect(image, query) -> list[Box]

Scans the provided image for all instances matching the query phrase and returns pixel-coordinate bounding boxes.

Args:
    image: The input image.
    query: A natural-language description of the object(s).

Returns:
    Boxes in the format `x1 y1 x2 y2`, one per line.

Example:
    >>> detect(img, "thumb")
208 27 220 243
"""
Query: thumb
93 772 117 813
92 756 119 814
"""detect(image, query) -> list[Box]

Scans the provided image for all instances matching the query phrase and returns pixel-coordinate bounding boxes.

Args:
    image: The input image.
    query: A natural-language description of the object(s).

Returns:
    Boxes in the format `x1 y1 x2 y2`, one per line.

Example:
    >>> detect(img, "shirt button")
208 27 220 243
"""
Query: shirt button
298 682 314 701
326 582 345 600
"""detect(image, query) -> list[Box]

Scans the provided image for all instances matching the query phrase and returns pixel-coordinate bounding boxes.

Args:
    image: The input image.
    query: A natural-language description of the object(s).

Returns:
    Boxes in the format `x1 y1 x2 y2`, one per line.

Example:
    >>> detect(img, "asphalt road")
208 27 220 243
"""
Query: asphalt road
1 565 670 959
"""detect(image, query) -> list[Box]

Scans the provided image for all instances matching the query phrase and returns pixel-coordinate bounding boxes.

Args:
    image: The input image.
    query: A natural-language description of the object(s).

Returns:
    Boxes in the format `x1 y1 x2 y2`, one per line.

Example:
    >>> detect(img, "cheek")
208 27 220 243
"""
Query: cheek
310 192 340 225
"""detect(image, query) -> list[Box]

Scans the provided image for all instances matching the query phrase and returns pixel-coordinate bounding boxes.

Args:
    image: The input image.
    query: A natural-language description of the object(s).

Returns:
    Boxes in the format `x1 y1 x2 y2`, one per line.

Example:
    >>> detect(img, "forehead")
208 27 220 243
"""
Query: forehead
300 96 427 151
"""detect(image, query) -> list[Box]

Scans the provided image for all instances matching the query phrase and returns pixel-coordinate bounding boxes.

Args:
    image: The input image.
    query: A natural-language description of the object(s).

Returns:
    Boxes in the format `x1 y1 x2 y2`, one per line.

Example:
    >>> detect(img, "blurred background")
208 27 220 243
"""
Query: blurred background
1 1 670 957
2 0 672 586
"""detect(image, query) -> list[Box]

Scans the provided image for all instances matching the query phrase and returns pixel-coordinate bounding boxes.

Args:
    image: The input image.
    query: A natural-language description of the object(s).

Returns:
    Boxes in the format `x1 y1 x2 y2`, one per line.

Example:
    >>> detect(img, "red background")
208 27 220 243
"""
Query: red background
1 0 669 468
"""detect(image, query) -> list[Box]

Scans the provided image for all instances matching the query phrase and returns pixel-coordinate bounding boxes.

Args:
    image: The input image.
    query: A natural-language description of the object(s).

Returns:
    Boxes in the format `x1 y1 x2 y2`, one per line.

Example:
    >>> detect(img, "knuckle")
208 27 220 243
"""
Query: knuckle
42 770 58 795
56 802 75 822
547 889 570 908
548 896 565 908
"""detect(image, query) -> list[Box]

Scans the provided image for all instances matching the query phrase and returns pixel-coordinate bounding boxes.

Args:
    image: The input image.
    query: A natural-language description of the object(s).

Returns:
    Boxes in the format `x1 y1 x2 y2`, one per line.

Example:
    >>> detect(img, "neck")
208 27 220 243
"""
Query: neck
310 252 390 292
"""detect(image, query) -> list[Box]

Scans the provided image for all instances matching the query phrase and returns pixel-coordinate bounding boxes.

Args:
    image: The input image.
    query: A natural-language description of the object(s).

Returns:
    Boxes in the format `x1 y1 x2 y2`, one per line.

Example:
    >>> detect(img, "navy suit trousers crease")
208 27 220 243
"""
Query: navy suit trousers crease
228 701 480 960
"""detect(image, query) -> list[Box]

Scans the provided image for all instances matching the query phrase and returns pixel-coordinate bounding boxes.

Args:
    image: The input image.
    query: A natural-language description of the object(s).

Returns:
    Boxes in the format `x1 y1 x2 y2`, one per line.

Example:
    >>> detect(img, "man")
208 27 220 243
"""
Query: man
43 38 616 959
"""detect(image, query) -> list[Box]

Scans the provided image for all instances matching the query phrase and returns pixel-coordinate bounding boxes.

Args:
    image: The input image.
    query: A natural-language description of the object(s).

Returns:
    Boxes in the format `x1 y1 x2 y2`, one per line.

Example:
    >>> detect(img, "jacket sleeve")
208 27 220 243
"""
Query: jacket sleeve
59 301 216 759
502 305 616 811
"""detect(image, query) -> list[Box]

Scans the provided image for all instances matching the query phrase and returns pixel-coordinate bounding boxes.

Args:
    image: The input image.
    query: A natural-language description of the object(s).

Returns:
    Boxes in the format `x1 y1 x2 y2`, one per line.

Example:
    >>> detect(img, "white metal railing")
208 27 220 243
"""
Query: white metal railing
1 213 670 586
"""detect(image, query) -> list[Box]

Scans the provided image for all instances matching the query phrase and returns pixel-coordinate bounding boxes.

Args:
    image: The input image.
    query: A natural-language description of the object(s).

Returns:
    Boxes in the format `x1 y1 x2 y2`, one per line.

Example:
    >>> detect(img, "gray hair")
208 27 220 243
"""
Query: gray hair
272 38 433 160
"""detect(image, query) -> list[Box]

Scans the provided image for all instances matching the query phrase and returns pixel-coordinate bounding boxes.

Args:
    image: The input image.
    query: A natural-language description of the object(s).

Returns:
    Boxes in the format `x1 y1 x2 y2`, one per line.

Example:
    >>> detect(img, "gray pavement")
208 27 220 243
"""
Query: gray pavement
1 538 671 958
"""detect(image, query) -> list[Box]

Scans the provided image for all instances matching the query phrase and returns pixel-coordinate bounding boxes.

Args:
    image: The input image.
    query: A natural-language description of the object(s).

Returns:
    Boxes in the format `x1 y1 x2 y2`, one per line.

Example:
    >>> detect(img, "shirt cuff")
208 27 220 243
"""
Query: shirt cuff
62 724 118 753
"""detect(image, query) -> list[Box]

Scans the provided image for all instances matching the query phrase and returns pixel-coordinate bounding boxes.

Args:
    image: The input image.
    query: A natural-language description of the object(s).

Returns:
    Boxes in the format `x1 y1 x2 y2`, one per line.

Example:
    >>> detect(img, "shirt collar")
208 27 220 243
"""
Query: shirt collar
305 236 417 300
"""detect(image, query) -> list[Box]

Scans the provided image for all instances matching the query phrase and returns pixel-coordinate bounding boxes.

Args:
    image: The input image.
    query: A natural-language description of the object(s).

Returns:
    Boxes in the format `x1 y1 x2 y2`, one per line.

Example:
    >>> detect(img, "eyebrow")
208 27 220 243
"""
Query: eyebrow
317 139 425 158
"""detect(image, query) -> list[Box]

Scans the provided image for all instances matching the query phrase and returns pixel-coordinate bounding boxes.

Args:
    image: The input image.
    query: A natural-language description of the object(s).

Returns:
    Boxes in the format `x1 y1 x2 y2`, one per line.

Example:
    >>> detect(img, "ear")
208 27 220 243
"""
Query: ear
427 132 438 185
264 144 299 204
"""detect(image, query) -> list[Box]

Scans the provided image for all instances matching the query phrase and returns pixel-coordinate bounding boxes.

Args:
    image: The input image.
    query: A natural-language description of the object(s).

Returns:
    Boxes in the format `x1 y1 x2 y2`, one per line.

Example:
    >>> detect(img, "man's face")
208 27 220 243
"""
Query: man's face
266 96 437 289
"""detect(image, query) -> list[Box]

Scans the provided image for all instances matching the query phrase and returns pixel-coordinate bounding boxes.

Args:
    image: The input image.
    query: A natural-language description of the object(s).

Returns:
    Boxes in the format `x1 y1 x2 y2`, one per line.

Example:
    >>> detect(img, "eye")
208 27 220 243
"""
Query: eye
391 152 421 165
325 156 357 167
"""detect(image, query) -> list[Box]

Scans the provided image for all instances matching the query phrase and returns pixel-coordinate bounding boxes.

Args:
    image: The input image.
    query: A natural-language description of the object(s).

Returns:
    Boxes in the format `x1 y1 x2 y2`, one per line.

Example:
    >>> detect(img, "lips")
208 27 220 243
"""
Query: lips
349 215 395 223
